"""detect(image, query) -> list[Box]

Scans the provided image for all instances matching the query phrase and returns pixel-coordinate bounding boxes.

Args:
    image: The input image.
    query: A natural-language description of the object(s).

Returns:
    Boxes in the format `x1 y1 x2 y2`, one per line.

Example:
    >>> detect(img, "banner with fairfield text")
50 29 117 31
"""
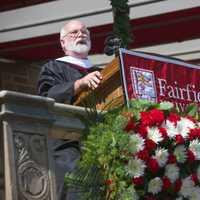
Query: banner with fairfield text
119 48 200 112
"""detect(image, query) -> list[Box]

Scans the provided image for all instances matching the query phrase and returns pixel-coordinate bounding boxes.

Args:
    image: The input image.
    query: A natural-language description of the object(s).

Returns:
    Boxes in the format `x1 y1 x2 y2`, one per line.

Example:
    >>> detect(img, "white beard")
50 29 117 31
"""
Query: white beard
65 40 91 54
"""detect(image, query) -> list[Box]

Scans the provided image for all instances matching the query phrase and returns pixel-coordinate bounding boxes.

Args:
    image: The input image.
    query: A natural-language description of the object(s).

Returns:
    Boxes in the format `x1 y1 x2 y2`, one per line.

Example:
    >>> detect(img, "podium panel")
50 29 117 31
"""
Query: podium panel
74 57 124 110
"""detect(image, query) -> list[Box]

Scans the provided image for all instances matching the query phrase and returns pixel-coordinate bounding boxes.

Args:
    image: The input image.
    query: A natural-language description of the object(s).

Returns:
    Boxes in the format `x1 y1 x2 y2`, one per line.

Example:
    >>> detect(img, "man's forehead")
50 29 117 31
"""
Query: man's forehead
65 21 86 31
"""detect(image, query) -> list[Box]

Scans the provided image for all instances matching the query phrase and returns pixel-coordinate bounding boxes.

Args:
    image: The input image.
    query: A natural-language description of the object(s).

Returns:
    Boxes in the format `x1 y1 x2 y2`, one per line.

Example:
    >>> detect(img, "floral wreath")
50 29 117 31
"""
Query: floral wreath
65 100 200 200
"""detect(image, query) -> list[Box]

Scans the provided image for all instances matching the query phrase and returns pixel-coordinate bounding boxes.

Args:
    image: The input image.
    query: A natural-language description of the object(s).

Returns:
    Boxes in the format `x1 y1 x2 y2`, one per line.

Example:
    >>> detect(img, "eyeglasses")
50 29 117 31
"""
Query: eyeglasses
64 29 89 38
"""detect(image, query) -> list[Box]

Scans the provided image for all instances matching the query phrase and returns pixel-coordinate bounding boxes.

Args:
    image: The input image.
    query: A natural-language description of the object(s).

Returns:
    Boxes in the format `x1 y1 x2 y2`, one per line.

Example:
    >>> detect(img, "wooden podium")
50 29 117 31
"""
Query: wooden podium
73 57 124 110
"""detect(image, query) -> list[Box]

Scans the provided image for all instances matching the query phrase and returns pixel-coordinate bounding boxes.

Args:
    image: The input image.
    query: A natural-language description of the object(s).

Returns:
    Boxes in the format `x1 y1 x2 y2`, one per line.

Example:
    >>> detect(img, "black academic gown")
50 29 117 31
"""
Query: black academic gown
38 60 96 199
37 59 91 104
37 59 98 150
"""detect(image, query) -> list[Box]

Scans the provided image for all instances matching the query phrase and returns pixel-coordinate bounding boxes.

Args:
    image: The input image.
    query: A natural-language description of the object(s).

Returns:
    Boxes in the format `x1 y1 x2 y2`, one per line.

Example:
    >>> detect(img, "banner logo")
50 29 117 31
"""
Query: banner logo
130 67 157 102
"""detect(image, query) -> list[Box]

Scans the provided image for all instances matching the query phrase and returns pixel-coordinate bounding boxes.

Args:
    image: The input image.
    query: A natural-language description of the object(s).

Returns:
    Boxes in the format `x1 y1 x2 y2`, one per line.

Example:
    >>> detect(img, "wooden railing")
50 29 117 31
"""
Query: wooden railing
0 90 87 200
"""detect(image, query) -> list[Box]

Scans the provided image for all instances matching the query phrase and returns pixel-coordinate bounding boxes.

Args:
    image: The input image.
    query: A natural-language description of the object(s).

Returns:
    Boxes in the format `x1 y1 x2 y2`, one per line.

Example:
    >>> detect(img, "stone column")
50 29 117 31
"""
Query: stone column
0 90 57 200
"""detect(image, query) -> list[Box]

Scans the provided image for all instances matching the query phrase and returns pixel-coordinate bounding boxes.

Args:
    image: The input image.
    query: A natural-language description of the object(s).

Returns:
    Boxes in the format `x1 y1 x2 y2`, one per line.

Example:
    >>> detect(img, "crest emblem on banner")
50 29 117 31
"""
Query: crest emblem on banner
130 67 157 102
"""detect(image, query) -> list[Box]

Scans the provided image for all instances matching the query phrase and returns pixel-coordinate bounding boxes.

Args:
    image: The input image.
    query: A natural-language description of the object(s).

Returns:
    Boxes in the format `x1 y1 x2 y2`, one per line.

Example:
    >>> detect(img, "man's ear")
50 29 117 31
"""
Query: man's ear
60 39 64 47
60 39 65 52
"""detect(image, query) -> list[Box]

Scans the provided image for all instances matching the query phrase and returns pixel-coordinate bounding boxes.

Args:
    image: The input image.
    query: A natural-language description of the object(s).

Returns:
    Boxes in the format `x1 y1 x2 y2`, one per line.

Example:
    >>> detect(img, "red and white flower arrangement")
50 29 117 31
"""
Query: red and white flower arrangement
122 104 200 200
69 100 200 200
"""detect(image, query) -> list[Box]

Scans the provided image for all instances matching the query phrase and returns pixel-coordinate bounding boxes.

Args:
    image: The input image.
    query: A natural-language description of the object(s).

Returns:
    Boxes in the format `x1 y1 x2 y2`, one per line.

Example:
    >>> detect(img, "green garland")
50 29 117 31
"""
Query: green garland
109 0 133 48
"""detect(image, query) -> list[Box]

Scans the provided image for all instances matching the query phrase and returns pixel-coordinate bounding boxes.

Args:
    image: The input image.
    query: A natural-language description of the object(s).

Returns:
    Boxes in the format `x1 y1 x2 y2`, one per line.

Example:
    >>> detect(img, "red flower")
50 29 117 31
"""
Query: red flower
145 139 157 151
162 176 171 191
187 150 195 163
175 134 184 144
189 128 200 140
191 173 198 184
132 176 144 186
136 149 150 161
174 179 182 192
189 128 198 140
149 109 165 126
159 127 168 141
196 128 200 139
140 109 164 127
148 158 159 173
140 111 153 126
167 113 180 125
124 118 135 132
105 179 113 185
137 125 148 138
168 154 177 164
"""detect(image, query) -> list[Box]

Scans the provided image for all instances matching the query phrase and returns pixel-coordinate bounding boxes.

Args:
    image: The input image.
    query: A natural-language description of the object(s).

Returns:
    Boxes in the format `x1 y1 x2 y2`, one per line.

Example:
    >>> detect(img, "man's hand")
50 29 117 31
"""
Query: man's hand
74 71 102 94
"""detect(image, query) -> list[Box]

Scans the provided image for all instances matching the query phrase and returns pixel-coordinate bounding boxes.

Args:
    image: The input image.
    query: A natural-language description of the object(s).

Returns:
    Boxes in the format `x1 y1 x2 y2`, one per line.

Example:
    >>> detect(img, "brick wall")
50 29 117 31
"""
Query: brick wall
0 61 42 95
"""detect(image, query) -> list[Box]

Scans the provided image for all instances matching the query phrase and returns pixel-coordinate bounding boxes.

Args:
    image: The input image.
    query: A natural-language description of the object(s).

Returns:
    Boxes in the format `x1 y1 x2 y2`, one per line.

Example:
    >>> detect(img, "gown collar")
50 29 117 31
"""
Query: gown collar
56 56 92 69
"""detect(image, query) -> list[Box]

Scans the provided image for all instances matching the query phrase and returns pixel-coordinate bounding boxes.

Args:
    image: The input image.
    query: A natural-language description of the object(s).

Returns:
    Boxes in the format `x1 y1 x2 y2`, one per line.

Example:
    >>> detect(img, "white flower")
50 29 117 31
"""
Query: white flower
189 139 200 160
126 158 146 177
197 165 200 182
177 117 195 138
147 127 163 144
174 145 187 163
154 148 169 167
179 176 194 198
148 177 162 194
162 120 178 138
128 134 145 154
165 164 179 183
189 186 200 200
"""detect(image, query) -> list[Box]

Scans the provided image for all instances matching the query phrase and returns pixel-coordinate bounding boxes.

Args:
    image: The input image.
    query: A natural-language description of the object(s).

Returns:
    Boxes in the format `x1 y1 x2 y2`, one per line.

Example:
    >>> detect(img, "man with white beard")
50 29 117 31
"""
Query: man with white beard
37 20 102 200
38 20 102 103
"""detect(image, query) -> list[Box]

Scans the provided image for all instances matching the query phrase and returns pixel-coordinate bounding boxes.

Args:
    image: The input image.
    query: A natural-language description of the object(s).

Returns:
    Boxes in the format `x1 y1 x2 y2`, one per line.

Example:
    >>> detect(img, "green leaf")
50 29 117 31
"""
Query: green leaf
129 99 156 111
158 101 174 111
185 103 199 118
